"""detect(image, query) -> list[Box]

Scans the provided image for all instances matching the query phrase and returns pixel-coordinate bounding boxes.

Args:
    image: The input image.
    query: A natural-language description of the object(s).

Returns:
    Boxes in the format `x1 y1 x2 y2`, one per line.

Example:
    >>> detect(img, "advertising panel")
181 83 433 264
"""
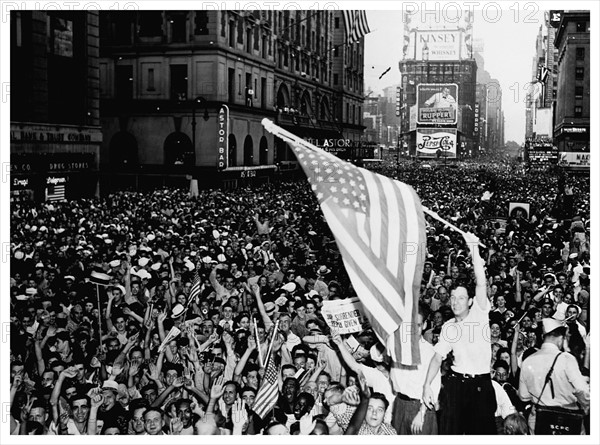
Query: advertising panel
526 139 558 165
558 152 590 168
416 128 457 158
417 84 458 125
411 30 462 60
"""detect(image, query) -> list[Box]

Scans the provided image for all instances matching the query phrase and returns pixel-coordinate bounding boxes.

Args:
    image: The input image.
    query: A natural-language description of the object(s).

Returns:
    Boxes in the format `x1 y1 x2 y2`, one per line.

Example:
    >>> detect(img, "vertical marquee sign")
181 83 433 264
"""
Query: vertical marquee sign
217 105 229 170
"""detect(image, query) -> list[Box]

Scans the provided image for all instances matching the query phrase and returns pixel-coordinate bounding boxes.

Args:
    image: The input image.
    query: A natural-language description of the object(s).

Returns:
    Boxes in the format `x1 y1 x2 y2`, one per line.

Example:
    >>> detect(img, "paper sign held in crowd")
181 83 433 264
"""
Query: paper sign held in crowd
322 297 367 334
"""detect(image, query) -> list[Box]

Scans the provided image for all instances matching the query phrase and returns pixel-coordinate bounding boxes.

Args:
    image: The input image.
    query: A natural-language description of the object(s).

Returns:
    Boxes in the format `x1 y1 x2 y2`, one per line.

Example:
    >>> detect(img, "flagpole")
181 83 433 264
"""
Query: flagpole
264 320 280 366
254 318 264 368
95 283 103 348
263 118 487 250
422 206 486 248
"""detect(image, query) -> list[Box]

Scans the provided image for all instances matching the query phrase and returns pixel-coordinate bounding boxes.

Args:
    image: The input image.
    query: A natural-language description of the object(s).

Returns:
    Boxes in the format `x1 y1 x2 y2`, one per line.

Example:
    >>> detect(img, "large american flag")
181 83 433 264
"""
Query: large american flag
264 122 426 366
342 11 371 44
252 353 279 419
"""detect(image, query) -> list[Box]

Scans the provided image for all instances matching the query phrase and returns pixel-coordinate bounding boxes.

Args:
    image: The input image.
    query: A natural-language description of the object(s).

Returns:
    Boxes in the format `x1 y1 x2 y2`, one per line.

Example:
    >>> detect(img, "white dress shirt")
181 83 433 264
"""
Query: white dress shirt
434 298 492 375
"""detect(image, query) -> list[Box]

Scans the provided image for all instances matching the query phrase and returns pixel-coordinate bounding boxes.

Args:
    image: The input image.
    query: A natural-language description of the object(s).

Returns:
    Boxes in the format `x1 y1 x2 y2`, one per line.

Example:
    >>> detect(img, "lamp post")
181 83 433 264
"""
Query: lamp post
191 96 210 165
396 135 400 179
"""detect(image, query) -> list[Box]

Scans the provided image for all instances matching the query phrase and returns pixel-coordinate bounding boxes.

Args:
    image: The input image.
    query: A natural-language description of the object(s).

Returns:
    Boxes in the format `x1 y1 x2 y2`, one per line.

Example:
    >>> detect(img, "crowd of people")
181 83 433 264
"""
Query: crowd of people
10 159 590 435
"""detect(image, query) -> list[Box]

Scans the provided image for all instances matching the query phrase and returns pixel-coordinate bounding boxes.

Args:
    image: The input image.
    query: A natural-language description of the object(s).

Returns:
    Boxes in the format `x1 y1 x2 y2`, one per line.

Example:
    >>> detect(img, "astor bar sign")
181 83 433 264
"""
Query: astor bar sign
217 106 229 170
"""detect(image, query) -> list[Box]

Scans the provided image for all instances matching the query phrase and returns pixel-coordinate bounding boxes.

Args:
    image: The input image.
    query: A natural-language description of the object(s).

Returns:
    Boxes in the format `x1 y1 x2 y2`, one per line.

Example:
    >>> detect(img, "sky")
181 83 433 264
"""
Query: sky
363 7 545 144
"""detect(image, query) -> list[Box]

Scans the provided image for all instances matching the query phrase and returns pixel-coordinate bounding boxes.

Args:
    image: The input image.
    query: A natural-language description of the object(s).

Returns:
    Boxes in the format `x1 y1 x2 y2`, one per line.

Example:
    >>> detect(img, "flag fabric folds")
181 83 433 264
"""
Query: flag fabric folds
187 268 201 308
252 353 279 419
288 137 426 366
342 10 371 44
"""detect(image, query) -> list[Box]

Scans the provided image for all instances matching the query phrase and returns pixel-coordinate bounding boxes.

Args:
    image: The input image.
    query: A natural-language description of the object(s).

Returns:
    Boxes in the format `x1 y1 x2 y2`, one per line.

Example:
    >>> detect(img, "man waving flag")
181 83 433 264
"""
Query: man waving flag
262 119 426 366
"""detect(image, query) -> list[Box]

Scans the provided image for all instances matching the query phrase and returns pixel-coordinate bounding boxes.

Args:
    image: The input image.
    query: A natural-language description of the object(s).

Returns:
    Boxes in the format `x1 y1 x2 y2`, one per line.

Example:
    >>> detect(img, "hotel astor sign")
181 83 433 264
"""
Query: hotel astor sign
217 105 229 170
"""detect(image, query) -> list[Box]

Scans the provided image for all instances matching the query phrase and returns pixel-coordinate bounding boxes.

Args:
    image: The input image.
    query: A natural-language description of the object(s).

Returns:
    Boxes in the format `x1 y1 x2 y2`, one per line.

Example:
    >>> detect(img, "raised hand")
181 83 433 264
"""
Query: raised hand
12 373 23 390
127 332 140 346
208 332 219 343
111 363 124 377
172 376 185 388
342 385 361 406
222 330 233 346
231 399 248 428
210 375 225 399
247 336 257 350
157 311 167 324
190 401 204 418
299 412 316 435
330 332 343 346
128 362 140 377
62 366 78 379
170 416 184 435
147 362 160 381
90 392 104 409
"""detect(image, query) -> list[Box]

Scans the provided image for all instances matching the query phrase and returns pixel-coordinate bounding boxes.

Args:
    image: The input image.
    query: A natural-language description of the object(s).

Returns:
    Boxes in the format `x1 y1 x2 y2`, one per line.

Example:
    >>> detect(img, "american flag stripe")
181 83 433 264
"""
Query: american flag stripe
342 10 371 44
187 270 201 307
252 354 279 419
321 203 404 326
46 185 65 202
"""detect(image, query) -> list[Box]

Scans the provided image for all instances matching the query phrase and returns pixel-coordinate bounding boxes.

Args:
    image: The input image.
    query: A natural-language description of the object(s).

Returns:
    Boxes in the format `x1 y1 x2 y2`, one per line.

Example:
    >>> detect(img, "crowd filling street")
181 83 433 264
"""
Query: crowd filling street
10 159 590 435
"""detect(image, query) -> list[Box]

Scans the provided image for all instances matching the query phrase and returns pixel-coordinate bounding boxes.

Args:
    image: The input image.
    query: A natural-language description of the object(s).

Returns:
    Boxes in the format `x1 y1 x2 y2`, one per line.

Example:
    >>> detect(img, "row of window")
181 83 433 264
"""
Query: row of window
102 11 210 45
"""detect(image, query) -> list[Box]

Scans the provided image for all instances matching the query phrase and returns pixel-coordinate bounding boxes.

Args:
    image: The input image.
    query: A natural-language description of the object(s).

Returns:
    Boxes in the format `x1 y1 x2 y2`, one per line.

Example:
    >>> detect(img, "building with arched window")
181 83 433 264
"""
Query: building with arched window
98 10 366 190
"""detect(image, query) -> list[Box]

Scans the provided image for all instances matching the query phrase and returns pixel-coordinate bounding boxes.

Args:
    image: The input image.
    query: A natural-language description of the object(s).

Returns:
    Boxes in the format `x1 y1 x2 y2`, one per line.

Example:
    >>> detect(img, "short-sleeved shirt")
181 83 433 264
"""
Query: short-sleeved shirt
434 298 492 375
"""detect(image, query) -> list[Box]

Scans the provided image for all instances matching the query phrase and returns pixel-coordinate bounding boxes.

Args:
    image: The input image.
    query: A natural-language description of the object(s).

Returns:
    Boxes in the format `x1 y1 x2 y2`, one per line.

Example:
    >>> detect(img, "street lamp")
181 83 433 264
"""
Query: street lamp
191 96 210 165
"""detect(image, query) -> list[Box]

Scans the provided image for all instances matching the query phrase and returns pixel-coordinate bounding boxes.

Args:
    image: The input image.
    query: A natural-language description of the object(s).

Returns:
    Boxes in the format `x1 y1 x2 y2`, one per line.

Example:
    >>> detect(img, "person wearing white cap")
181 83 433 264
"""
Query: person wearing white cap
518 318 589 434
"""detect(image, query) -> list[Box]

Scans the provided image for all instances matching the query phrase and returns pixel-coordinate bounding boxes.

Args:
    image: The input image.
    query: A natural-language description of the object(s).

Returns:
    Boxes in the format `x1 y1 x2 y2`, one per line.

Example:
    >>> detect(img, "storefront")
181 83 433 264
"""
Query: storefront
10 123 101 202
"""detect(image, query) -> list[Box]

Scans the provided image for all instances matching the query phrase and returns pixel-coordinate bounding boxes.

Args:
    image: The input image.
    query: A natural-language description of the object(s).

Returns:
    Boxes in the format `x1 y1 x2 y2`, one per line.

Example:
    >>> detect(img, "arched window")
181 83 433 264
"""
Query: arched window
320 96 331 120
259 136 269 165
300 90 312 116
164 132 194 166
228 134 237 167
276 83 290 109
109 131 138 169
243 135 254 166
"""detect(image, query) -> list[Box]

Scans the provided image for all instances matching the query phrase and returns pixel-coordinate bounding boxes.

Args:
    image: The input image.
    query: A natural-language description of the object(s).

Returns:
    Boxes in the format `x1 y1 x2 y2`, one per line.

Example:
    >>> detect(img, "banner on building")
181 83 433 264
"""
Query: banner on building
416 128 457 158
217 105 229 170
321 297 367 335
417 84 458 125
474 103 480 134
558 152 590 168
508 202 530 219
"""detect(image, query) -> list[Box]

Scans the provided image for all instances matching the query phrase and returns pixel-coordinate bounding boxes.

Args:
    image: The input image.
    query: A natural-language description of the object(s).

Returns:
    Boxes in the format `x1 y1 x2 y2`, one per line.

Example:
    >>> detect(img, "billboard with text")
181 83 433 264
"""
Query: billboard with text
417 84 458 125
416 128 457 158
